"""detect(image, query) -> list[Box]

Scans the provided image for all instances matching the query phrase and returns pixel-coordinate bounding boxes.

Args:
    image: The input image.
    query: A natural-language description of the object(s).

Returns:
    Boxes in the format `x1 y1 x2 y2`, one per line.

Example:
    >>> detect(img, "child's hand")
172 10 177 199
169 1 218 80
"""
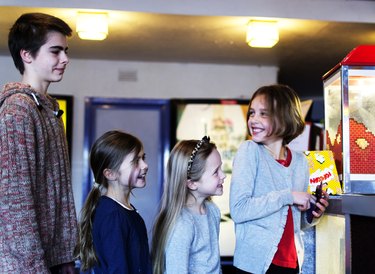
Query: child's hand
291 191 312 211
312 190 329 218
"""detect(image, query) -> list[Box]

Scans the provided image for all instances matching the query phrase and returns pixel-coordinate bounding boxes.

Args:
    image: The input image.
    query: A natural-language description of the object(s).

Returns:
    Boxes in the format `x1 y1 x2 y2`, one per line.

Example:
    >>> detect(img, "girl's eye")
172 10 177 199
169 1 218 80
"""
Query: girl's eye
248 110 255 116
133 154 146 165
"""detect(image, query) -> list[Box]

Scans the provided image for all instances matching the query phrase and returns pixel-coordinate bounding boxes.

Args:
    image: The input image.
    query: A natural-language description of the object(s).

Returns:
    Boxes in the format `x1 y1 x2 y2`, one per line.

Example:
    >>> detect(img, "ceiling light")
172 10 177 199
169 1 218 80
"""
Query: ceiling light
76 12 108 41
246 20 279 48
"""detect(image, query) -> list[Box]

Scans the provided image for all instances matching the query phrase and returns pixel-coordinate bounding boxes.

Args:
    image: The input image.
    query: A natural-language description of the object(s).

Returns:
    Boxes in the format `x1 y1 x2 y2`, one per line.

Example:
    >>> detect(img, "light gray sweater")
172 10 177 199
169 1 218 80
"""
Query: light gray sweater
165 201 222 274
230 140 313 274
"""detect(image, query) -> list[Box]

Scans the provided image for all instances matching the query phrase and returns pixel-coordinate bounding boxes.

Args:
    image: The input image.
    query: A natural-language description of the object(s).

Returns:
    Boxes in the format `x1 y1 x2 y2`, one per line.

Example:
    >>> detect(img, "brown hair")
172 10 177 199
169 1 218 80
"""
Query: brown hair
247 84 305 144
75 130 143 271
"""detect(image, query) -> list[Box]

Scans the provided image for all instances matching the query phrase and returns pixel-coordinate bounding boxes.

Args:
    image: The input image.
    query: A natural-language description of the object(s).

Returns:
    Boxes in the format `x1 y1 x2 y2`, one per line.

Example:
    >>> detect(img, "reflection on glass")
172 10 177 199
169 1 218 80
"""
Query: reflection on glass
348 75 375 174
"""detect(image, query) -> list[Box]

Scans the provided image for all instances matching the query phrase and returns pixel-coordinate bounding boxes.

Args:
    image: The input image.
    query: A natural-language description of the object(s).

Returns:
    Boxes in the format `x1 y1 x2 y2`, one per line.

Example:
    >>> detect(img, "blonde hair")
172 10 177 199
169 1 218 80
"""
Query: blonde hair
74 130 143 271
151 138 216 274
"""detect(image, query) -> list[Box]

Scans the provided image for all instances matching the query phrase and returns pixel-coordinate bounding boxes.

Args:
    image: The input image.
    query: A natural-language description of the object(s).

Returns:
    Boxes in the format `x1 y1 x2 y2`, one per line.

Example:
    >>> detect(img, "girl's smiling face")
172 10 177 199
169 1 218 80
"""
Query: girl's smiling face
248 94 278 146
194 148 226 198
117 149 148 189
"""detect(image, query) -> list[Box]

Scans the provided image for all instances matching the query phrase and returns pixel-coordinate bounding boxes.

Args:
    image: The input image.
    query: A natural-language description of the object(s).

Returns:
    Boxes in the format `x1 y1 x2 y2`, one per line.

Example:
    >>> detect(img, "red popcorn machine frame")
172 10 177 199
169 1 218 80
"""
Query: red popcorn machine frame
323 45 375 194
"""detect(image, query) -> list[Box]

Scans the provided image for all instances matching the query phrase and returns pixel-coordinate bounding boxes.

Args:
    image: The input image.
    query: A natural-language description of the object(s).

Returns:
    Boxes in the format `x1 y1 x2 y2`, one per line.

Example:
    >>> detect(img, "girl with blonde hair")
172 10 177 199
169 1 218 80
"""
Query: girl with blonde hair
152 136 226 274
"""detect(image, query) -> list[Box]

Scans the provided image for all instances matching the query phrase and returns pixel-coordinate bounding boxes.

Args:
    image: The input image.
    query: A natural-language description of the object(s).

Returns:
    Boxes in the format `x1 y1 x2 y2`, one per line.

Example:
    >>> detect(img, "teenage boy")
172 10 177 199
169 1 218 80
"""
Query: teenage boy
0 13 78 273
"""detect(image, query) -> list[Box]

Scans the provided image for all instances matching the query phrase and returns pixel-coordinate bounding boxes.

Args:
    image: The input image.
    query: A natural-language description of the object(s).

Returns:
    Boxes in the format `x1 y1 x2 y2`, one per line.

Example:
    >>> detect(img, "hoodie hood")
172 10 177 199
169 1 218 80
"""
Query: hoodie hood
0 82 59 112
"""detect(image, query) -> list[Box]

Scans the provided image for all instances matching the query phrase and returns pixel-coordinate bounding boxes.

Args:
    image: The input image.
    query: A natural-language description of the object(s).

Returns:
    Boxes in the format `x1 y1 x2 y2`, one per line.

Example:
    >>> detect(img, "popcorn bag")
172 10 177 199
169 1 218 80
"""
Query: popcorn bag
304 150 342 195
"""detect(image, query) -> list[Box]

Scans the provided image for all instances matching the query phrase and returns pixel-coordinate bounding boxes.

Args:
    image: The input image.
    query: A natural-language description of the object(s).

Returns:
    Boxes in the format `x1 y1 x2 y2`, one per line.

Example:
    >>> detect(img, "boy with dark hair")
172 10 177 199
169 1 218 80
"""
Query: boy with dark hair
0 13 78 273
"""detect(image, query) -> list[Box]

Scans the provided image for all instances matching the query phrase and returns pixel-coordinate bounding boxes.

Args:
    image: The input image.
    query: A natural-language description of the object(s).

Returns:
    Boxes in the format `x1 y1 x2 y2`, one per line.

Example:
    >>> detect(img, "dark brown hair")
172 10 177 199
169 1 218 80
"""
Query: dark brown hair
8 13 72 74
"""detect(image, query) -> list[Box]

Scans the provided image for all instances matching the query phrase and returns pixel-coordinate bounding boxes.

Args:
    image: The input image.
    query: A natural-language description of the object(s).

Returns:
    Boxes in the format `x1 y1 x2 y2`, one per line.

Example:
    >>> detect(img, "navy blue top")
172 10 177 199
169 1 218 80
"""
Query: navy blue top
92 196 152 274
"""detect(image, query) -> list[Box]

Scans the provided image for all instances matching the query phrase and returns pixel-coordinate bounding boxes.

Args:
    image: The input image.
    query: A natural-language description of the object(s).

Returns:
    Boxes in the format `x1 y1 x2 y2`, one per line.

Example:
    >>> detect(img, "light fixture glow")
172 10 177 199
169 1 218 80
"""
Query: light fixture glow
76 12 108 41
246 20 279 48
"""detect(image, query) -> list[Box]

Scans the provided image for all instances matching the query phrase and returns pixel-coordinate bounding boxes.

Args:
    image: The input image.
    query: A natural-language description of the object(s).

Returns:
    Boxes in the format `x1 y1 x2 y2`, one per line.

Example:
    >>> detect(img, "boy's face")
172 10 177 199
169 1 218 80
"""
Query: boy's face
27 31 69 84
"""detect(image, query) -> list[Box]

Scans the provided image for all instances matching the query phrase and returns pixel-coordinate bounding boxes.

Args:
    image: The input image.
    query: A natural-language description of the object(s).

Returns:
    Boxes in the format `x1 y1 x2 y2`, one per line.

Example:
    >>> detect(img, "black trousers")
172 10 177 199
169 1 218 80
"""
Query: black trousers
235 263 299 274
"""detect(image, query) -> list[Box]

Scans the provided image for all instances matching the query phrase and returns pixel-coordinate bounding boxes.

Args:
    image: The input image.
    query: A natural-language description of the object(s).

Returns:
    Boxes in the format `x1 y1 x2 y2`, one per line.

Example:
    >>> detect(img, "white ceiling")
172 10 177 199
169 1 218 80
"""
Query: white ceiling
1 1 375 97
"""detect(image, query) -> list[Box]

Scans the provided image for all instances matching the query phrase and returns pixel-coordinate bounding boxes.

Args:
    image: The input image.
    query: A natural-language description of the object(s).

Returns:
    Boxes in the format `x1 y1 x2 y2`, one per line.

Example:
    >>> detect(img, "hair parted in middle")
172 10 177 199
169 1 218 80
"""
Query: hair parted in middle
75 130 144 271
247 84 305 145
151 137 216 274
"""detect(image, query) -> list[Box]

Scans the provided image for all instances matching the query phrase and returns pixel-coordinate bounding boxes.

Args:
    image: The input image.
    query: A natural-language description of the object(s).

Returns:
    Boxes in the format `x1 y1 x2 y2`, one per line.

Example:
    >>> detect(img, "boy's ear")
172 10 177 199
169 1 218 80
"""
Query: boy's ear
187 179 198 191
20 49 32 64
103 168 117 181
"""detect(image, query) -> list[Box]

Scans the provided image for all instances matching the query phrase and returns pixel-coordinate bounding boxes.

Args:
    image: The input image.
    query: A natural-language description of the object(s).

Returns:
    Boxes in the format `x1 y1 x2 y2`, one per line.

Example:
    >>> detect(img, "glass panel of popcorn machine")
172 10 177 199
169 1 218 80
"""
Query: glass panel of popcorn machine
348 69 375 177
324 72 343 177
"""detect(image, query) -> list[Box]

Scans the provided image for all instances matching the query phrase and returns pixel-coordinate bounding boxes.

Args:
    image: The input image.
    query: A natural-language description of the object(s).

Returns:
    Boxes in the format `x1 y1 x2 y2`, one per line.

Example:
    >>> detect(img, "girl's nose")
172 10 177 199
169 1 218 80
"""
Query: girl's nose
220 169 226 180
249 114 260 123
141 159 148 170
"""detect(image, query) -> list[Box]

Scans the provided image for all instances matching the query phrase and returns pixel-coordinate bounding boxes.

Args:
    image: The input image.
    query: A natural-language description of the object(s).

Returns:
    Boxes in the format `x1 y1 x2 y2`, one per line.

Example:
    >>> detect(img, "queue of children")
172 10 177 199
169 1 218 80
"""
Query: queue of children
1 12 329 274
74 132 225 274
74 83 329 274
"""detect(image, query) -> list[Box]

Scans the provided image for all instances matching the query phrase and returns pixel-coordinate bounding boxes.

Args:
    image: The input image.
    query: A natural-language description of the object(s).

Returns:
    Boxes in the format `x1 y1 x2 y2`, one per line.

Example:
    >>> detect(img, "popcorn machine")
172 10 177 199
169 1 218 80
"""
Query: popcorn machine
323 45 375 194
